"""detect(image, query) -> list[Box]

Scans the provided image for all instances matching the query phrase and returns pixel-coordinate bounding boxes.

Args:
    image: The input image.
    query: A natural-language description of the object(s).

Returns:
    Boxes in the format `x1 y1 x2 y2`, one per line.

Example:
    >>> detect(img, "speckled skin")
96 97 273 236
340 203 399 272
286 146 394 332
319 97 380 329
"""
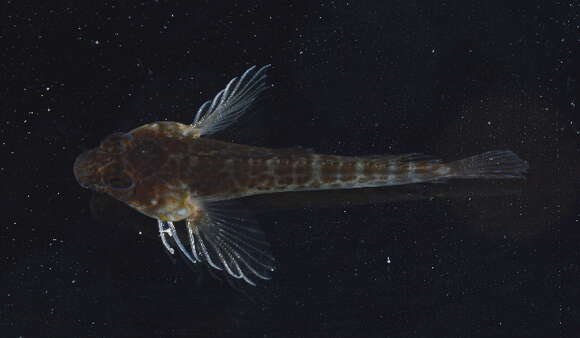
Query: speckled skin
73 121 449 222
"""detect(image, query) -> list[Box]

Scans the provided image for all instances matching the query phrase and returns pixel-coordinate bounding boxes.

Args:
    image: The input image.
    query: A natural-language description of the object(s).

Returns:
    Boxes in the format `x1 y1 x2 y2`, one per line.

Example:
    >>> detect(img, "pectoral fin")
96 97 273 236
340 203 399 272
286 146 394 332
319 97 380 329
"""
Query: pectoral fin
164 200 275 286
189 65 272 137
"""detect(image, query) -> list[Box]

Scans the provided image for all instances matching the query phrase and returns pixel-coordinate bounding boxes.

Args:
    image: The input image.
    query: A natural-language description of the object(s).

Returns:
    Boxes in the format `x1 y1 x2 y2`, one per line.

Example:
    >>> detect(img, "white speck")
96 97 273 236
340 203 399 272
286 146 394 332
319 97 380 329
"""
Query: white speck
386 256 391 264
138 231 143 235
94 40 100 45
487 121 492 126
71 279 76 284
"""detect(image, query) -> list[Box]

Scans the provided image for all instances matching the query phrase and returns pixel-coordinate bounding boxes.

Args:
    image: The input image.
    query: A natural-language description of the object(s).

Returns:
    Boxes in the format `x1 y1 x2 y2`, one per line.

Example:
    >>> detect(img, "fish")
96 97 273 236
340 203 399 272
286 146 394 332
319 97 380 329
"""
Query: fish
73 65 529 285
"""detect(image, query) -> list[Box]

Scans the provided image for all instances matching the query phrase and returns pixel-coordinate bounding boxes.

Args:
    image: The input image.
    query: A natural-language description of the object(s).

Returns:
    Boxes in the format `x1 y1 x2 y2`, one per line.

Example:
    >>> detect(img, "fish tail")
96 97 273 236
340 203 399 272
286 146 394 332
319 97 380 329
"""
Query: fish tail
446 150 529 179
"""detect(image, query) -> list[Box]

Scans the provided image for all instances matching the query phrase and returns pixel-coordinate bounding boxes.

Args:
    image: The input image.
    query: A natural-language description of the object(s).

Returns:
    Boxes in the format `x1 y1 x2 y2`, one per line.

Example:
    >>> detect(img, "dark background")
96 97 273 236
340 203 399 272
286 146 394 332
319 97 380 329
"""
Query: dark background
1 0 578 337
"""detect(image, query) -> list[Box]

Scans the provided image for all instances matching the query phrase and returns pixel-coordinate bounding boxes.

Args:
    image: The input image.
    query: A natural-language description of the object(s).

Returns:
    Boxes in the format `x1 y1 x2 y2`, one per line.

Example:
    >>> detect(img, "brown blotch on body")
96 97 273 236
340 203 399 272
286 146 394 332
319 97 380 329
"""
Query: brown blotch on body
321 174 336 184
249 159 268 177
292 158 312 186
274 164 293 177
363 161 375 176
308 181 321 188
295 175 309 185
340 161 357 182
252 174 275 189
320 158 340 184
277 175 294 187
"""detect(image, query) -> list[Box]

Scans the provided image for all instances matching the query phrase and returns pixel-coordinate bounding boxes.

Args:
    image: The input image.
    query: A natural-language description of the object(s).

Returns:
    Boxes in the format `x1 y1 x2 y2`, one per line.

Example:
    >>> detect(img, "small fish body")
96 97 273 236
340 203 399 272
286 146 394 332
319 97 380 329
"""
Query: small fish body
73 65 529 285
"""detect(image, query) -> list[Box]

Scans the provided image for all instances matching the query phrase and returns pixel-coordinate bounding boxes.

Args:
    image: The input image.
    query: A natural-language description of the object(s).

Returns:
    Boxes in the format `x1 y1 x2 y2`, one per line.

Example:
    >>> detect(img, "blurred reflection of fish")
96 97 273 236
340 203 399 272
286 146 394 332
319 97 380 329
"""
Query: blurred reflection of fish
90 181 524 221
73 65 529 285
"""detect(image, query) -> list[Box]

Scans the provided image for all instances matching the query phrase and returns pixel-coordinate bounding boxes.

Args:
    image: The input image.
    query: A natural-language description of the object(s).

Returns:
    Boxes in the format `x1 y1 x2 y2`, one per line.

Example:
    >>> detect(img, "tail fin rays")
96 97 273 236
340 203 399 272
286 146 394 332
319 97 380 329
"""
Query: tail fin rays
447 150 529 179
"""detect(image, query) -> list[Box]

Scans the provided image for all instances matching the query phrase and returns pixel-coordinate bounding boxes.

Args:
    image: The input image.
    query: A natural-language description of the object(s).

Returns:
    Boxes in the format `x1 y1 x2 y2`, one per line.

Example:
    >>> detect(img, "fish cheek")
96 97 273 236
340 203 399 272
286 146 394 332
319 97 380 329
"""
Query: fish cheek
125 178 165 218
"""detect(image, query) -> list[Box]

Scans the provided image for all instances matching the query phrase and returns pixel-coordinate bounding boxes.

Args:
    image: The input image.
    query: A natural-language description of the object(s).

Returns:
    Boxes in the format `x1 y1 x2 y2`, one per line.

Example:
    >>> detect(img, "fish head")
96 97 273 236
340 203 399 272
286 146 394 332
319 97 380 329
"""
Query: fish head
74 125 191 221
73 132 139 202
74 130 170 198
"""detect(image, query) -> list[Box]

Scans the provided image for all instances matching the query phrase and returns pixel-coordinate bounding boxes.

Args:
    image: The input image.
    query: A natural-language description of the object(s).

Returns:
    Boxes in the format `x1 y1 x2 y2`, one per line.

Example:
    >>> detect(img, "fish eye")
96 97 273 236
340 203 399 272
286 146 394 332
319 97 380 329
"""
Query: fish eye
105 174 134 190
100 132 133 154
100 163 134 190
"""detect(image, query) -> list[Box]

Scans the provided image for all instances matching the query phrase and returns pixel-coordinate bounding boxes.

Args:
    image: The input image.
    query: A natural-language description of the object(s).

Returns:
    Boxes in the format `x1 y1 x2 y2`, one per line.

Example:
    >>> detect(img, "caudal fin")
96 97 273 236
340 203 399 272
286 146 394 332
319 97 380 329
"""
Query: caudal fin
447 150 529 179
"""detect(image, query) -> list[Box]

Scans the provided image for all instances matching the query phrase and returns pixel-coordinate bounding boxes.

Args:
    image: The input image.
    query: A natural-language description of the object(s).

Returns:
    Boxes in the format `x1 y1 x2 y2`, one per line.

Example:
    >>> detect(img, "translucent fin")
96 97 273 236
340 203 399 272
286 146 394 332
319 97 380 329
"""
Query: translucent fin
157 219 175 255
361 153 442 163
158 219 200 263
447 150 529 179
185 200 276 286
190 65 272 136
396 153 442 163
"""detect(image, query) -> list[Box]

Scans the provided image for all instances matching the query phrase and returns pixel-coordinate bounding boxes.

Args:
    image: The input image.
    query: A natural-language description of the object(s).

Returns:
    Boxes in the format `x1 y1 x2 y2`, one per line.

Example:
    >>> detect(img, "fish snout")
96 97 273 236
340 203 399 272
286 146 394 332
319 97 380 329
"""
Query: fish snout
73 149 104 189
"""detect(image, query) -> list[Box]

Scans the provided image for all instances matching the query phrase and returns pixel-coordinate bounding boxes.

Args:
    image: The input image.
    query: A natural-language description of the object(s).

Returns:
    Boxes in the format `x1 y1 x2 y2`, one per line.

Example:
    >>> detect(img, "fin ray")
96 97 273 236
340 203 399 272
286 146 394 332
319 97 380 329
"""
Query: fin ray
184 199 275 286
447 150 529 179
191 65 272 136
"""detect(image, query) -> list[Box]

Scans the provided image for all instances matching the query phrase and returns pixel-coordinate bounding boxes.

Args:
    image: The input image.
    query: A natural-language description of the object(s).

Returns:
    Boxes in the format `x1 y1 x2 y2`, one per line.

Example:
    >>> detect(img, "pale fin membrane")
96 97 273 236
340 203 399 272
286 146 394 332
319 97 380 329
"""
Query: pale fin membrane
447 150 529 179
158 219 197 262
191 65 272 136
156 201 275 286
184 200 275 286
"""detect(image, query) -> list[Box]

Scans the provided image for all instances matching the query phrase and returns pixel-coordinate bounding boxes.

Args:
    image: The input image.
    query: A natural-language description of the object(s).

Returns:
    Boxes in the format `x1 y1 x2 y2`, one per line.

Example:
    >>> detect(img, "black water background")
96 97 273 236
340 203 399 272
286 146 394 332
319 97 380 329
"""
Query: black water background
1 1 578 337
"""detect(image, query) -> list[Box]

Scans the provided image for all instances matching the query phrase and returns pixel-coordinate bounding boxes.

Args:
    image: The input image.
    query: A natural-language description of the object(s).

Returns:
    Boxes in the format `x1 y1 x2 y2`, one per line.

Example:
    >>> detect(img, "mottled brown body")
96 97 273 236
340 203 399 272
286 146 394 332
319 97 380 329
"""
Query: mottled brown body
72 64 529 285
139 123 450 215
146 123 448 192
74 121 451 221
